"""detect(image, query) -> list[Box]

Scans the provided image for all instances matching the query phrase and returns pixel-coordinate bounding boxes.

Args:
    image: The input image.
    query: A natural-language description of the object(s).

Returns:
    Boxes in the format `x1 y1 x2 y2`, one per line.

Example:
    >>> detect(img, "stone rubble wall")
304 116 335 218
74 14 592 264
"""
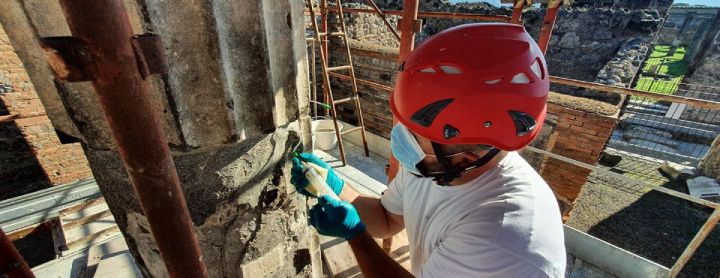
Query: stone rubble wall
676 34 720 125
680 34 720 178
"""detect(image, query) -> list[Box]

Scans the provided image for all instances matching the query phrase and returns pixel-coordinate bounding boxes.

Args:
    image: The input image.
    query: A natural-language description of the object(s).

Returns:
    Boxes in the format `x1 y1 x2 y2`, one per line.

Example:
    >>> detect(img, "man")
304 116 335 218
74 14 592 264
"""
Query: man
292 23 566 277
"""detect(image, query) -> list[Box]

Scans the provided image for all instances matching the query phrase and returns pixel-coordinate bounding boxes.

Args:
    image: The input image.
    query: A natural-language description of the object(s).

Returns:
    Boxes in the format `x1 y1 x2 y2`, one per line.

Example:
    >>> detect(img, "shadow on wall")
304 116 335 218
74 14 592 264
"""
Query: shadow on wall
0 85 49 201
585 184 720 277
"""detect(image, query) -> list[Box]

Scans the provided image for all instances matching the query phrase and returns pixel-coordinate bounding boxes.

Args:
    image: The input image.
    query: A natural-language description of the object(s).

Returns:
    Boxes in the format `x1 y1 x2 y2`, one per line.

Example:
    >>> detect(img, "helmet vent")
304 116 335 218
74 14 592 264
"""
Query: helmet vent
508 111 537 136
443 124 460 139
484 78 502 85
439 65 462 75
510 72 531 84
420 67 436 74
411 98 454 127
530 59 544 80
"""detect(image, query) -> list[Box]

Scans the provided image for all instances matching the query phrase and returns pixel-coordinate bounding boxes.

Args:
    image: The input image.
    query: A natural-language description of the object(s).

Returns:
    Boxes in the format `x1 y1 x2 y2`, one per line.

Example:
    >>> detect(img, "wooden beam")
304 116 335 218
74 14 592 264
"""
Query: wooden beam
550 76 720 110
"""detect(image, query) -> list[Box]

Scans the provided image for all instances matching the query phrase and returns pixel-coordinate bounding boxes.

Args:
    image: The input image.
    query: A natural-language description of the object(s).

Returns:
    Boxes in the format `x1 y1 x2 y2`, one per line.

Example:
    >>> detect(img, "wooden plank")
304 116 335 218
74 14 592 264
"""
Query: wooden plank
550 76 720 110
669 208 720 277
59 197 106 217
320 230 411 277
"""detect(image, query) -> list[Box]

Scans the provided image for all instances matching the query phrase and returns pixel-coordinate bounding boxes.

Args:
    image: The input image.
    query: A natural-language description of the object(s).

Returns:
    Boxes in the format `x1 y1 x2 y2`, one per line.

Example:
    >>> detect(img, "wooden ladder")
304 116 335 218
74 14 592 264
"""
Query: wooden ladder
307 0 370 166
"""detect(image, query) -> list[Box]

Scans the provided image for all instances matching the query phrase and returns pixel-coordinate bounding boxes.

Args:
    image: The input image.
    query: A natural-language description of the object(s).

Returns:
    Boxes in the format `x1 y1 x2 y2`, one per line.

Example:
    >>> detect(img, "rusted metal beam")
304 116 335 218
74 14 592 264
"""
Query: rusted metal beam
669 208 720 277
524 146 720 209
0 227 34 278
47 1 208 277
0 114 18 123
328 72 393 93
550 76 720 110
365 0 401 41
323 7 511 22
324 49 720 110
321 0 330 117
350 47 399 62
537 0 562 53
511 0 527 24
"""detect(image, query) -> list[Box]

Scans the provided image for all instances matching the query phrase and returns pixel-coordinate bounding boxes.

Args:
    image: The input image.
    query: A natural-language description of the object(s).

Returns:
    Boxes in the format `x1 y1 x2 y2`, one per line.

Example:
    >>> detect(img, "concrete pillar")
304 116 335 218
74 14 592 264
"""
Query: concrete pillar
1 0 316 277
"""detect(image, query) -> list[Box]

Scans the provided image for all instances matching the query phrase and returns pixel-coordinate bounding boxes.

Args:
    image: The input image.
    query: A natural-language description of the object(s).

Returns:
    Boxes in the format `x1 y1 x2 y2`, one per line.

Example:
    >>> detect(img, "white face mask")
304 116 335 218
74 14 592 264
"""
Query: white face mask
390 123 426 175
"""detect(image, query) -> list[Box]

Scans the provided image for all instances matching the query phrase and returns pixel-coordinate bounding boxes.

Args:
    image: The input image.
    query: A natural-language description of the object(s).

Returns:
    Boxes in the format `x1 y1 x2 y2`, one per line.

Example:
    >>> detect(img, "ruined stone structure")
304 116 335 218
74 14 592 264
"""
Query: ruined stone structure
329 2 664 107
0 24 91 201
0 0 317 276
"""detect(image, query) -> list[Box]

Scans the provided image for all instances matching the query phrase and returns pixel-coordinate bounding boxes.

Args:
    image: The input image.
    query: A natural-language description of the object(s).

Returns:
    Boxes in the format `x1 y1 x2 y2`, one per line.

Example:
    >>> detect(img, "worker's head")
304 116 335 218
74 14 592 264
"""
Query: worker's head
390 23 548 185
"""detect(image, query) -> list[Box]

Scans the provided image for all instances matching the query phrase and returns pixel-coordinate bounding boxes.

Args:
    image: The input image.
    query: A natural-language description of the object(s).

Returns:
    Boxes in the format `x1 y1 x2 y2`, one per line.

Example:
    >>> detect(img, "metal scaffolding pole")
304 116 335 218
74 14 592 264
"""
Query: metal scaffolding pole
43 1 208 277
322 7 511 22
0 227 34 278
511 0 526 24
537 0 562 54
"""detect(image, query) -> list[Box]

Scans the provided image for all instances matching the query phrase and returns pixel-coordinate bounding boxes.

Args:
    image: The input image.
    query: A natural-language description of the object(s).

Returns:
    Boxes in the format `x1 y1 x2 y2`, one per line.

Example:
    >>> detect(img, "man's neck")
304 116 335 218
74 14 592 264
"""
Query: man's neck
448 150 508 186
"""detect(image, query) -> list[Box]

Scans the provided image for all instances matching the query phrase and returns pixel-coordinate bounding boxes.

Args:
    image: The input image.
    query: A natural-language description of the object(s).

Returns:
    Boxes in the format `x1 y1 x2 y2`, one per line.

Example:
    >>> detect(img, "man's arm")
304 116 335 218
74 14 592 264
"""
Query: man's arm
347 231 413 278
340 183 404 239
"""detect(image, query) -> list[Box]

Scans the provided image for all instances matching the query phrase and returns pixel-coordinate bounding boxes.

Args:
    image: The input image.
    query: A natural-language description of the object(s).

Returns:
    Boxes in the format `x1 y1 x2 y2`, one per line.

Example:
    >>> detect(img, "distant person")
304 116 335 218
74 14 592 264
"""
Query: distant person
292 23 566 277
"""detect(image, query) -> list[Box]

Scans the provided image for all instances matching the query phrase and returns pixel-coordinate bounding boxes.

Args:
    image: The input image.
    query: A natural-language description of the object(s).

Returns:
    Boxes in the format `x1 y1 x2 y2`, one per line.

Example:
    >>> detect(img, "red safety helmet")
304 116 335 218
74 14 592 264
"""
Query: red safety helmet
391 23 548 151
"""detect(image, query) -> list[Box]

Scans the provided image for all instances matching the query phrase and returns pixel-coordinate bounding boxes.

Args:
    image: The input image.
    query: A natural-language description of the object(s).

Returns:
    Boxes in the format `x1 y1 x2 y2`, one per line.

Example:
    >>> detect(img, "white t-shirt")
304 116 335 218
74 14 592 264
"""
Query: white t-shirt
381 151 566 277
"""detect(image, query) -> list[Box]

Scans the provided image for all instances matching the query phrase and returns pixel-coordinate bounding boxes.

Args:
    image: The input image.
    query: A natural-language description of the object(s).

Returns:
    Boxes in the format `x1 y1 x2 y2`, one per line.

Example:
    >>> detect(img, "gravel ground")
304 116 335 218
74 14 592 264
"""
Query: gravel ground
567 150 720 277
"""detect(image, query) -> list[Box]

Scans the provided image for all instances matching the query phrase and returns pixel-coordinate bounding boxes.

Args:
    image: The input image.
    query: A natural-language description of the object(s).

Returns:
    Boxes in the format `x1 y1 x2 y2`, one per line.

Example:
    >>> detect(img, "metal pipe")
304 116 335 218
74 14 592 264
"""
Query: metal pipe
550 76 720 110
511 0 525 24
669 208 720 277
328 72 393 93
365 0 401 41
0 227 34 278
0 114 18 123
320 0 330 116
322 7 511 22
537 0 562 54
54 1 207 277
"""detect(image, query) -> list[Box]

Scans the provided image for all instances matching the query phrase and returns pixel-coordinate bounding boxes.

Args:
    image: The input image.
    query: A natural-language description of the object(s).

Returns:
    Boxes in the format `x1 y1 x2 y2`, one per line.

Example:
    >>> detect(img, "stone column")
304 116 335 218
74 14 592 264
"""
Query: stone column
1 0 316 277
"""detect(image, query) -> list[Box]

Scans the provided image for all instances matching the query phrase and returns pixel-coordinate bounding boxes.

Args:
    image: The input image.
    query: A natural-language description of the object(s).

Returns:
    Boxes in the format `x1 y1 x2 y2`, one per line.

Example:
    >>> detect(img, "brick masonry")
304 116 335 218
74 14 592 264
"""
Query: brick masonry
0 24 91 192
540 103 617 220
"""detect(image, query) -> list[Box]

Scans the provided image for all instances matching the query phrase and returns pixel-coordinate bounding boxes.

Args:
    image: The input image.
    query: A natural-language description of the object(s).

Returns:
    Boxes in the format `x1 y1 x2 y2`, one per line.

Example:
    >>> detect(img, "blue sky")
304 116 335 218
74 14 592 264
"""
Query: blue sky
448 0 720 7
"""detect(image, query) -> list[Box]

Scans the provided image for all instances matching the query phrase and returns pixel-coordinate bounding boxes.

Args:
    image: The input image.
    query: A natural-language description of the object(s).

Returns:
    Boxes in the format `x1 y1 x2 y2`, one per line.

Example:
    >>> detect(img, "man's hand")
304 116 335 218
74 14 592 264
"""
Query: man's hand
291 153 344 197
309 195 367 240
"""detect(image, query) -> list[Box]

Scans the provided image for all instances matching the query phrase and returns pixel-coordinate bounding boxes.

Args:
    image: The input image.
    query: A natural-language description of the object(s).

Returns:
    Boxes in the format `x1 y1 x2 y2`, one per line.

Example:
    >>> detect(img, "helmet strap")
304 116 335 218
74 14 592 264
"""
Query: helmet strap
425 143 500 186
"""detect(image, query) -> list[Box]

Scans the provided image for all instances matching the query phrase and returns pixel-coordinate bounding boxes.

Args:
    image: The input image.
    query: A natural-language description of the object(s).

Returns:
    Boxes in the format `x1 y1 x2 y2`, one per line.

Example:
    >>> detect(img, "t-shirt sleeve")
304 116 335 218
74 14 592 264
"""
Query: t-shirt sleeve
380 168 406 215
419 224 549 278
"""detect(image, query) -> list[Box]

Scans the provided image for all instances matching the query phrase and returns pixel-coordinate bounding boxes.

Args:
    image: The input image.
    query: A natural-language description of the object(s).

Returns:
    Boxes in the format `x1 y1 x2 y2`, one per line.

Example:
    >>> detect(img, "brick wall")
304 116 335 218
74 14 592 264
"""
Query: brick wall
0 24 92 194
539 103 617 220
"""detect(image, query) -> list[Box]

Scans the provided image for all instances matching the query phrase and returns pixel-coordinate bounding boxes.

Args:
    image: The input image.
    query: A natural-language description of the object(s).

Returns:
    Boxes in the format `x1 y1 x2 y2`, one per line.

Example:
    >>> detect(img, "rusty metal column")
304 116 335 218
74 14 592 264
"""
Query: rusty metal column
382 0 420 255
390 0 419 182
537 0 562 54
320 0 330 115
511 0 525 24
52 1 207 277
0 228 34 278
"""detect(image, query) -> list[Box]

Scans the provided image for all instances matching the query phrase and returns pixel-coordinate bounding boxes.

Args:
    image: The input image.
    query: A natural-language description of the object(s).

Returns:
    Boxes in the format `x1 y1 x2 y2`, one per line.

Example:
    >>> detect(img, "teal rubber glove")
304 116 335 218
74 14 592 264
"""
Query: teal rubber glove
309 195 366 240
291 153 344 197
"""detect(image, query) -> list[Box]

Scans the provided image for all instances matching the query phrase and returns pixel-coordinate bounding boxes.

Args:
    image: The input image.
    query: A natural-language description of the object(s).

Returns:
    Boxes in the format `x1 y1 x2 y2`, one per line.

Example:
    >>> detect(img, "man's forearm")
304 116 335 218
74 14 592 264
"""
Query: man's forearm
340 183 400 238
348 232 413 278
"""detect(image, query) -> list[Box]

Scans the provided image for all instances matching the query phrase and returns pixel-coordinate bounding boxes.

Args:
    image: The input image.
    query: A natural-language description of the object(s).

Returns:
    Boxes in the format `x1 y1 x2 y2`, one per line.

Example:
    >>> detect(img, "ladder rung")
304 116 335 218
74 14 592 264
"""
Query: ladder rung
319 31 345 37
333 96 356 105
327 65 352 72
341 126 363 135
